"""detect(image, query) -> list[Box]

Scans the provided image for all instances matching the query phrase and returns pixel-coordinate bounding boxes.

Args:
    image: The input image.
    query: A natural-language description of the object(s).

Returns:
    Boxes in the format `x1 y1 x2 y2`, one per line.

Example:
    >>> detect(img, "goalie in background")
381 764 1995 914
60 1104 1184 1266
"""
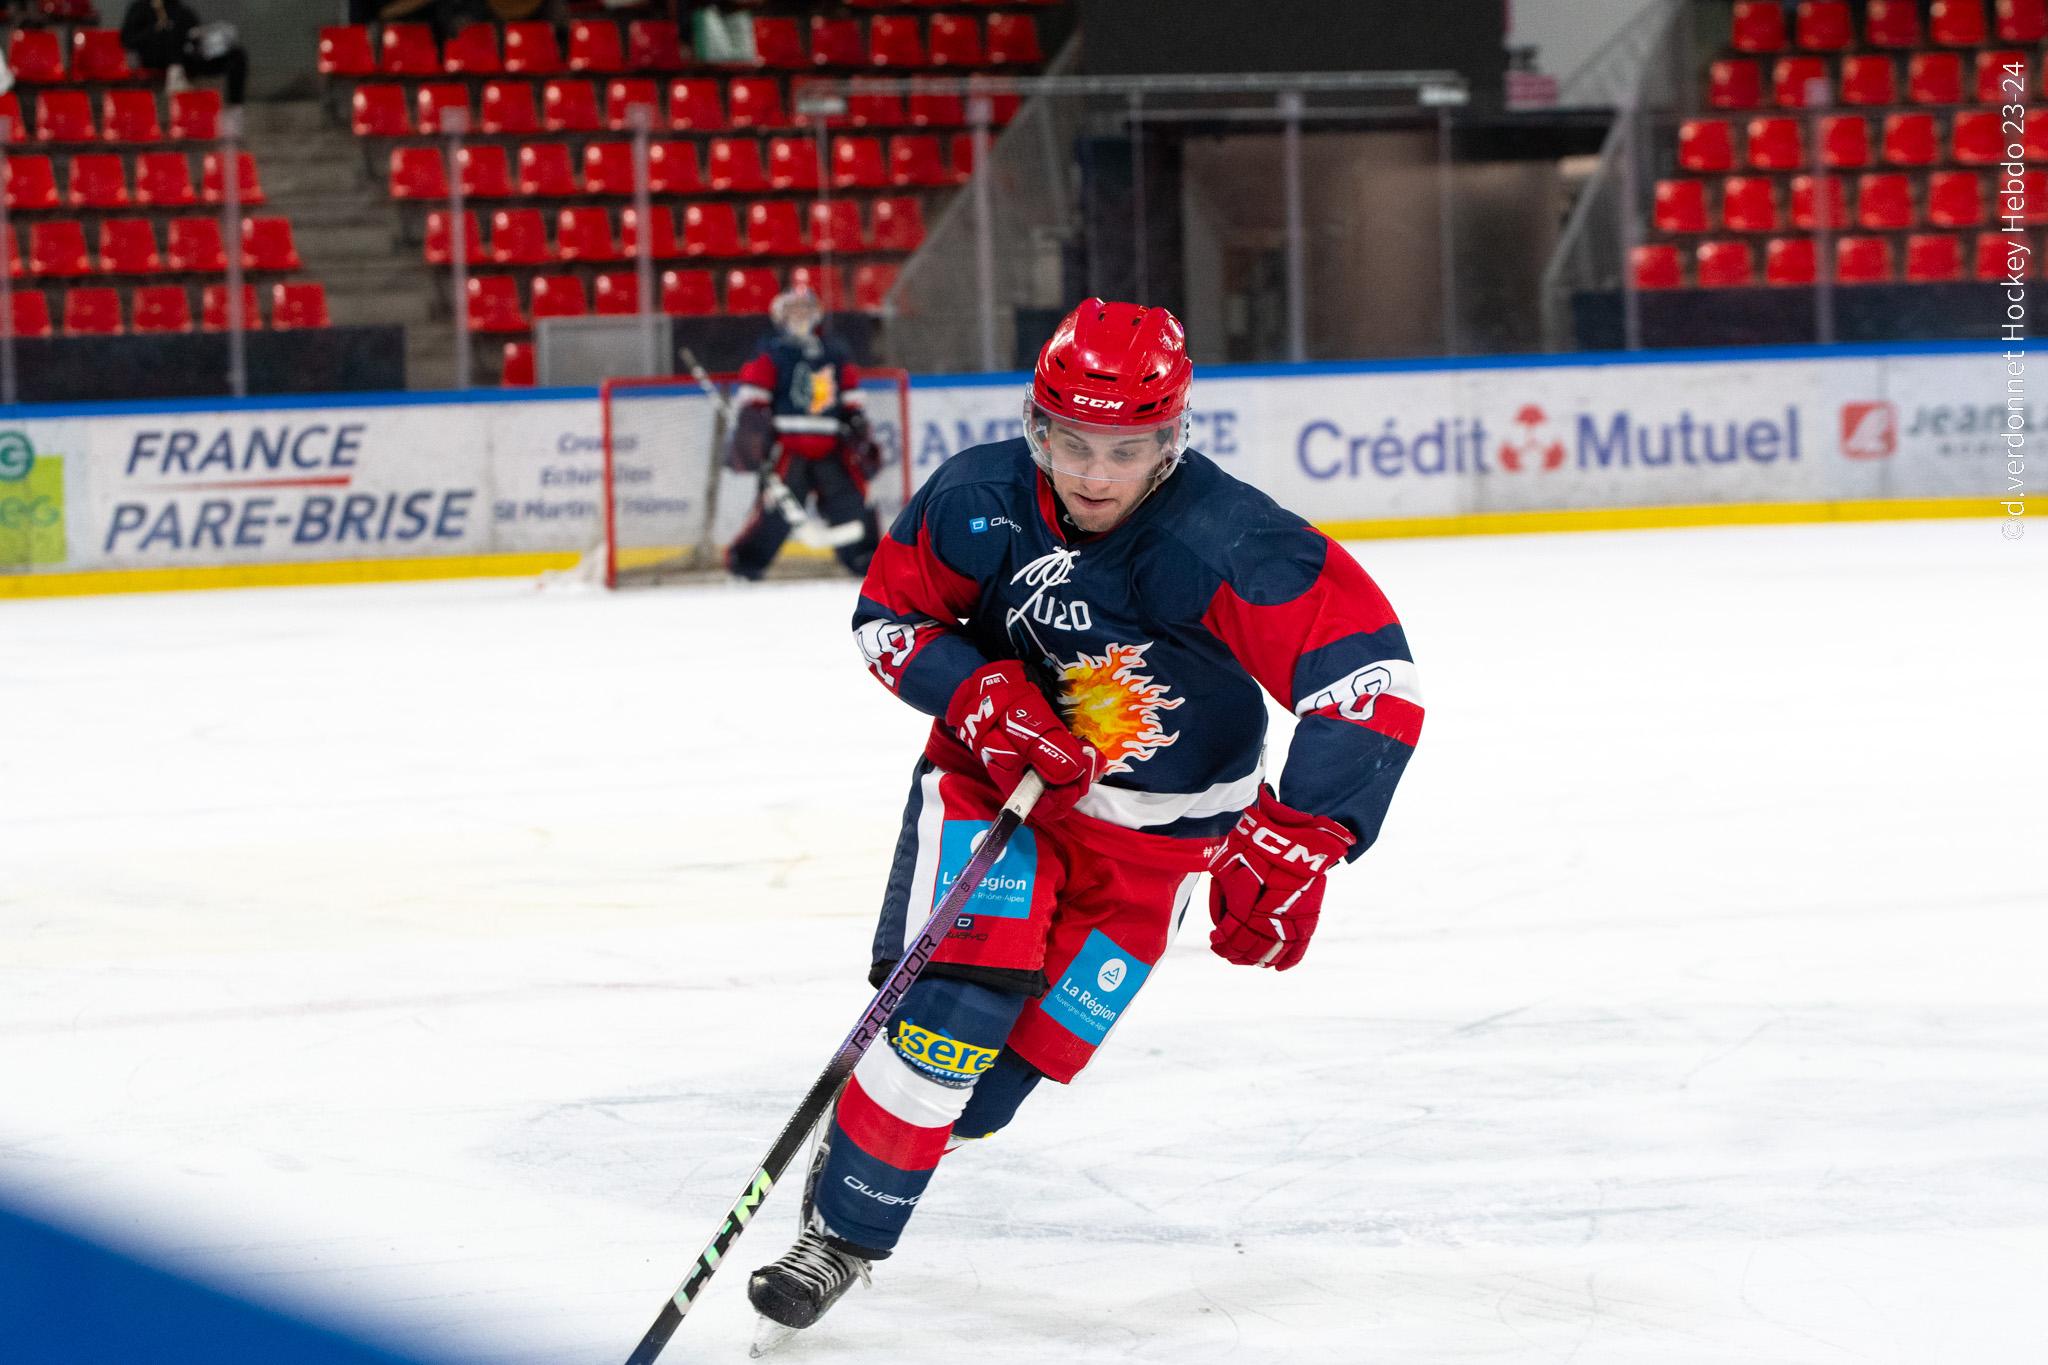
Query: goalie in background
724 287 884 581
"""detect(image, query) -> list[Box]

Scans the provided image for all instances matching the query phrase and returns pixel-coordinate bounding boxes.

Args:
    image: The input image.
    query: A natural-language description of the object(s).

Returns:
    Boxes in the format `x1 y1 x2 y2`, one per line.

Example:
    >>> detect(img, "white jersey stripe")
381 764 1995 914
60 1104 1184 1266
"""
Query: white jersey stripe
900 765 949 958
1073 769 1263 830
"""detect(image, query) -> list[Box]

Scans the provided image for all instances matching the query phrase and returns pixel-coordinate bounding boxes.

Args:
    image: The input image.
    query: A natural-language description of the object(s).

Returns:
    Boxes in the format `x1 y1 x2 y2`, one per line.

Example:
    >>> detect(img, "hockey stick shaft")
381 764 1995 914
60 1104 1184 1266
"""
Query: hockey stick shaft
623 772 1046 1365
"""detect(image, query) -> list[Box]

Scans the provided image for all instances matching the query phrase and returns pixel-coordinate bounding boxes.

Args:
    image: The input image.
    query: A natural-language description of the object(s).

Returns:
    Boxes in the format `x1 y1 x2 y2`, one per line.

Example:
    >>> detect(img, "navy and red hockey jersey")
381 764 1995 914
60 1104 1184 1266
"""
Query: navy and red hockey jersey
852 440 1422 854
734 332 864 461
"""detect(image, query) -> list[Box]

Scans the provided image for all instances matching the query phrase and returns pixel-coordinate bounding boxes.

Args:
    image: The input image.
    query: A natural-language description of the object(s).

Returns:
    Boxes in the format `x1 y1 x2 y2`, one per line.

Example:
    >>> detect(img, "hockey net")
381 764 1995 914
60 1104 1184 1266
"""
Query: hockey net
597 368 914 587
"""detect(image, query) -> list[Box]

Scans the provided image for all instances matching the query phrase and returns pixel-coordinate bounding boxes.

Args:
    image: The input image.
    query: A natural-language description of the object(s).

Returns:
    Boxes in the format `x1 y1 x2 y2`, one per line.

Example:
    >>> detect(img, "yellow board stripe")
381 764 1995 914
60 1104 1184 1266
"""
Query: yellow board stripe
1316 496 1988 541
0 551 581 600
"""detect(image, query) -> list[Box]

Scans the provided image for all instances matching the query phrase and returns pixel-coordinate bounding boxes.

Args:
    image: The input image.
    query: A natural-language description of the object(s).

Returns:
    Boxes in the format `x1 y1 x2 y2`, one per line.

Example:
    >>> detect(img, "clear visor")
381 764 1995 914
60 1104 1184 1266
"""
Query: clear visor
1023 397 1187 484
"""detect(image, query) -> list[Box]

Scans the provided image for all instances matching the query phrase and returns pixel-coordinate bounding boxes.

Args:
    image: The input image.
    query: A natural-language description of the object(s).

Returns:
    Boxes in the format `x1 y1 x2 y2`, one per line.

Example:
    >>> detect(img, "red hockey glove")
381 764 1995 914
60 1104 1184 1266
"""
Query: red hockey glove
946 661 1103 821
1208 786 1355 971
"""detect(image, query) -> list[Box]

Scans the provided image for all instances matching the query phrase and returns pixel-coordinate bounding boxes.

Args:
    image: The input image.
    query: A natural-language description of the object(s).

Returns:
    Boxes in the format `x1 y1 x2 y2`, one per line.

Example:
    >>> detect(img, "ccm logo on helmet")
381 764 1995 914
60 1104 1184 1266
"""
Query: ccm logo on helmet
1072 394 1126 411
1236 817 1332 871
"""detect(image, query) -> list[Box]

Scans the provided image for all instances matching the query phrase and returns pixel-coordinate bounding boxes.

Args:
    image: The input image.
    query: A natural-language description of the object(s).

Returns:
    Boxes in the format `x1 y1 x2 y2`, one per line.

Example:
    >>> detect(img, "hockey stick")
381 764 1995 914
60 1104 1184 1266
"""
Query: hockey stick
677 348 867 552
622 771 1046 1365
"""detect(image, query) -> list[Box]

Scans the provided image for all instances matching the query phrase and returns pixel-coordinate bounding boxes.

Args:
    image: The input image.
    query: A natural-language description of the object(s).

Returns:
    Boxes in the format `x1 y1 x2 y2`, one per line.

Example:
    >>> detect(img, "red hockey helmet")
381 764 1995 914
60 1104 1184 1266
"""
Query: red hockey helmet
1024 299 1193 485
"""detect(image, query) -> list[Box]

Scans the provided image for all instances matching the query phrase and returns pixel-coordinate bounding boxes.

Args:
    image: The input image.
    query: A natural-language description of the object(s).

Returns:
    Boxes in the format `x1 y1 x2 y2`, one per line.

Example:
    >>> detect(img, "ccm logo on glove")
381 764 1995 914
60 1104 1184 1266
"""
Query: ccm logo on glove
1208 786 1354 971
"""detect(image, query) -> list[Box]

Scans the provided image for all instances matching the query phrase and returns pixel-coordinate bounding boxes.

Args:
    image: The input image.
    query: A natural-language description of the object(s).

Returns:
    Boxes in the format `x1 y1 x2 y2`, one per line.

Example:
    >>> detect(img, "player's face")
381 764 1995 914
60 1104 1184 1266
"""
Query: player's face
1042 422 1170 532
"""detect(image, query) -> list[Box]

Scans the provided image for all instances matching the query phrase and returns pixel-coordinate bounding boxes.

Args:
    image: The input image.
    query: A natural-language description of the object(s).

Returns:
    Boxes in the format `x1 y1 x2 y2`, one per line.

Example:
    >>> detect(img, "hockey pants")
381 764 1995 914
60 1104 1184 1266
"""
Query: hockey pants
725 450 879 580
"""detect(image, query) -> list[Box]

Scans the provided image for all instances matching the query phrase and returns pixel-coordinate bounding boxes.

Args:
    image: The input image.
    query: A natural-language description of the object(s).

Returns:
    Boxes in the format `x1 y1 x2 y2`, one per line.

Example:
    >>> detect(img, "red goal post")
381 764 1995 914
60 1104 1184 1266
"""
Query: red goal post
597 367 913 587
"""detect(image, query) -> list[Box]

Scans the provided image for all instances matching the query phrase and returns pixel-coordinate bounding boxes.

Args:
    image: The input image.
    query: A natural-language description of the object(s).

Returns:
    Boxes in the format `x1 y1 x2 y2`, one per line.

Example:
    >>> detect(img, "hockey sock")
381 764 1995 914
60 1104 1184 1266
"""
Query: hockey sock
811 975 1026 1256
951 1047 1047 1142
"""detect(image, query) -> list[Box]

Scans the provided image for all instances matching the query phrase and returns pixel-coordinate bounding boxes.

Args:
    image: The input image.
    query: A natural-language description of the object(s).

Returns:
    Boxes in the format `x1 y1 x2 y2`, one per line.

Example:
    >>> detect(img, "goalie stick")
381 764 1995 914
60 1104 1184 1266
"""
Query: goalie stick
677 348 868 552
621 772 1046 1365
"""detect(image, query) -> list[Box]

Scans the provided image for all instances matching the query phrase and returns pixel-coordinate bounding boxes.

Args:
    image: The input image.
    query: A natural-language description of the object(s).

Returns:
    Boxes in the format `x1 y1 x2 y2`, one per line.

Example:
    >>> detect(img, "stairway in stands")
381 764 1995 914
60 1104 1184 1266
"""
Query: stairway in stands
238 101 455 390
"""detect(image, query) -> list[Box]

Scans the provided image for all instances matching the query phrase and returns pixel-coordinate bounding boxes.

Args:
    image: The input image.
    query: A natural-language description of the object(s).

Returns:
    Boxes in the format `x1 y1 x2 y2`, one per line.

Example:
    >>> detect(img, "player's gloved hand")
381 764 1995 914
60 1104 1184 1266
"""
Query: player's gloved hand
1208 786 1354 970
946 661 1103 821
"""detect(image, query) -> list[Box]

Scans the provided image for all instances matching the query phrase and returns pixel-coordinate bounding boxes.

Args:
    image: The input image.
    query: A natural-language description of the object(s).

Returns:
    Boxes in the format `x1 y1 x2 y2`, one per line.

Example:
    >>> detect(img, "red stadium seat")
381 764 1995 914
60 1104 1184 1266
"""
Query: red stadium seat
1764 237 1817 286
490 208 551 266
36 91 96 142
1818 114 1871 169
628 21 687 72
1834 234 1894 282
907 90 965 126
129 283 190 334
768 137 821 190
1931 0 1989 44
415 83 471 135
620 206 684 258
1630 243 1684 289
242 218 302 272
389 145 450 200
166 217 226 273
2027 109 2048 163
808 199 867 252
380 23 440 77
200 151 264 205
1856 172 1915 230
67 154 130 208
682 202 743 257
647 141 703 194
1795 1 1853 49
517 142 580 198
847 87 905 128
661 268 718 316
530 273 588 320
928 14 986 67
1951 110 2002 165
271 282 331 330
169 90 221 141
593 270 642 316
102 90 162 143
0 92 23 142
424 209 483 266
2016 170 2048 225
1653 178 1711 233
852 261 899 312
503 22 564 76
1772 56 1829 107
352 85 411 138
889 133 951 186
870 195 926 251
5 155 61 212
73 29 141 82
667 78 726 131
501 341 536 387
706 138 769 192
133 150 196 206
947 132 977 183
1837 55 1897 106
7 30 66 84
480 81 541 136
8 290 54 339
787 264 848 311
1721 175 1780 231
1928 171 1986 228
605 78 662 131
725 266 780 313
99 218 161 273
1907 53 1964 104
754 17 808 68
727 77 790 129
1731 1 1788 51
30 220 92 276
317 25 375 77
1998 0 2048 40
443 24 502 76
201 283 259 331
831 135 888 189
1865 0 1922 45
1746 117 1804 170
544 80 604 133
582 142 637 196
3 225 21 280
1695 239 1756 287
1678 119 1735 173
1790 174 1849 229
745 200 807 255
812 16 866 67
1976 51 2029 104
868 17 928 67
569 20 625 73
1903 234 1964 282
556 206 620 263
987 14 1044 65
63 286 123 336
467 276 528 333
1880 112 1939 167
458 144 516 198
1976 230 2024 279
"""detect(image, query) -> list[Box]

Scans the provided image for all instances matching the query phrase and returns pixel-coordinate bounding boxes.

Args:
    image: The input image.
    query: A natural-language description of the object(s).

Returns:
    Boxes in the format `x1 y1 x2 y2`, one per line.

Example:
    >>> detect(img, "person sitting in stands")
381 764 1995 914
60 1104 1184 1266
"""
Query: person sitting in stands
120 0 248 106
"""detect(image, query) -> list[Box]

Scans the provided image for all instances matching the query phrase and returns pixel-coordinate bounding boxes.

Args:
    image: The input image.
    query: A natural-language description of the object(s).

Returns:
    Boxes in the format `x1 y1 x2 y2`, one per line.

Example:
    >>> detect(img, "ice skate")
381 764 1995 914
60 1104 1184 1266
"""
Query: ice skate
746 1216 871 1348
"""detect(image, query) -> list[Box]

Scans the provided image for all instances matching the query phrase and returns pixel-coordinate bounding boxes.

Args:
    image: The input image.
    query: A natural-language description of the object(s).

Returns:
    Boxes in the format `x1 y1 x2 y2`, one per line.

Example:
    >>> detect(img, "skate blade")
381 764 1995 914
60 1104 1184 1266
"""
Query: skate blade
749 1316 800 1358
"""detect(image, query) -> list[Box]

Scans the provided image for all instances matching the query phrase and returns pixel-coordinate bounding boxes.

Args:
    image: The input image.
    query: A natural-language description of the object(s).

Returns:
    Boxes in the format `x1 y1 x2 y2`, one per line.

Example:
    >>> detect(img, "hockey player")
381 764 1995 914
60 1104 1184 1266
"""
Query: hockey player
724 286 883 581
747 299 1424 1337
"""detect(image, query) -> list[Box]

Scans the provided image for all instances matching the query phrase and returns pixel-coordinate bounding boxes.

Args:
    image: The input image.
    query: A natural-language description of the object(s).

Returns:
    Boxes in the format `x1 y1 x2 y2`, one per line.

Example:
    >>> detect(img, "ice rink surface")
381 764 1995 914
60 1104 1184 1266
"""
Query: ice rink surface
3 518 2045 1365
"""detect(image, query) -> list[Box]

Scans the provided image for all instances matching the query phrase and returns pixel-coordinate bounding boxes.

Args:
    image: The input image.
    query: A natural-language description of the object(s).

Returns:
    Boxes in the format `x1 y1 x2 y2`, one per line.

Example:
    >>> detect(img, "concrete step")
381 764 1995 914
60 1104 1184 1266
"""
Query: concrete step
260 198 398 231
326 287 436 328
258 162 371 201
293 221 405 261
239 101 330 137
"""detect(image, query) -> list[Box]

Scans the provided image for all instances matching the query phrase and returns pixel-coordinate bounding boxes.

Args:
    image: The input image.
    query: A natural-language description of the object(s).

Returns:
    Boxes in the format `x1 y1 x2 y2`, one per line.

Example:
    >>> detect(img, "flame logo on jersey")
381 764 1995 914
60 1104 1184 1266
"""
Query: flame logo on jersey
796 365 839 415
1056 642 1182 776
